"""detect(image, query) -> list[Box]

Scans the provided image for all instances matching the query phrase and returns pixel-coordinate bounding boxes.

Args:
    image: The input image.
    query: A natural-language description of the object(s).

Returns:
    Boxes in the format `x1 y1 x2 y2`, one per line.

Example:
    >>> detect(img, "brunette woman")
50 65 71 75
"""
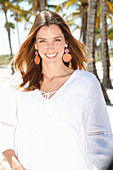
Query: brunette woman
0 10 112 170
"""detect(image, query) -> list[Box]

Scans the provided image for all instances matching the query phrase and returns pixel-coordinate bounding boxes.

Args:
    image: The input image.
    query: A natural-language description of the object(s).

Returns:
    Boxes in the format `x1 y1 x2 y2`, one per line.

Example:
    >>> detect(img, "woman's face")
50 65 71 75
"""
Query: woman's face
34 24 67 66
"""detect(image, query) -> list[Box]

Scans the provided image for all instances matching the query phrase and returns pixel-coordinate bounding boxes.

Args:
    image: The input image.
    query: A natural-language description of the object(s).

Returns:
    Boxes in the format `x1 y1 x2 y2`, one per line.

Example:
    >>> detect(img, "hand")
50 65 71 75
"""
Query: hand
12 156 27 170
2 149 27 170
12 164 27 170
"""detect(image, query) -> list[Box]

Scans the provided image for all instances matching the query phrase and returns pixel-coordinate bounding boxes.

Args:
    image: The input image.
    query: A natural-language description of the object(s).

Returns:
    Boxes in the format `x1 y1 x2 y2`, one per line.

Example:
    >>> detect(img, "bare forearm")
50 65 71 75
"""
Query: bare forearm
2 149 26 170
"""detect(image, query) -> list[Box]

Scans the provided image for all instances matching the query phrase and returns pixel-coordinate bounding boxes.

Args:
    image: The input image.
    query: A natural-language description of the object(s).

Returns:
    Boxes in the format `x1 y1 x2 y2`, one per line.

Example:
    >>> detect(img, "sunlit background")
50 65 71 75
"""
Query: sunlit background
0 0 81 55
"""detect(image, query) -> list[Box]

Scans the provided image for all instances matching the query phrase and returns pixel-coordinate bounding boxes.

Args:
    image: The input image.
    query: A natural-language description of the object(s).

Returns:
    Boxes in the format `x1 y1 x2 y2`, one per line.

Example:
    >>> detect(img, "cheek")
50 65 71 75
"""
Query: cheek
37 44 46 53
55 43 65 52
55 45 65 59
37 42 65 53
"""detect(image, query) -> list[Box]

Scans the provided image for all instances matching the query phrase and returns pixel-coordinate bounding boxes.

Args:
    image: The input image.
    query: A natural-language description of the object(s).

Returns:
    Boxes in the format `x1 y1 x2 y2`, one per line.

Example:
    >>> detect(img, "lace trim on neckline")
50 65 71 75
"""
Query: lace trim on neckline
40 90 57 99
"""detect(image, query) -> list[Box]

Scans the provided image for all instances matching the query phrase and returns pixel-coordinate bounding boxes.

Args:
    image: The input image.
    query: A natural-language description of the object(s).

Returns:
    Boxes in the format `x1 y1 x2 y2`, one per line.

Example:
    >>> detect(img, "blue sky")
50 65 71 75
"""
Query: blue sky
0 0 80 55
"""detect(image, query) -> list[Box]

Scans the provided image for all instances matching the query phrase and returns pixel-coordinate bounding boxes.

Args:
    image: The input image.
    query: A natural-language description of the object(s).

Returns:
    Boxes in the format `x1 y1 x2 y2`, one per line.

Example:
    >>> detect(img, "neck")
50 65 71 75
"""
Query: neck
42 61 70 79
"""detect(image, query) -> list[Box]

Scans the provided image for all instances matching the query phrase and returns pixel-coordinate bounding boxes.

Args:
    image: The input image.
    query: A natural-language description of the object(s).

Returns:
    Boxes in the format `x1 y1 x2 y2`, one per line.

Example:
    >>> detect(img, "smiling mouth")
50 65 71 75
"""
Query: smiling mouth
45 53 57 59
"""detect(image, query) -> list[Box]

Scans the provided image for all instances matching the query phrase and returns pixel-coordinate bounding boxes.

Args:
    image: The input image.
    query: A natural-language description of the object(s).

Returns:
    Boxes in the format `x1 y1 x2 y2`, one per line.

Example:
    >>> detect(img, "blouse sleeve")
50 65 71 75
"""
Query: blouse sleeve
0 74 18 154
82 75 113 169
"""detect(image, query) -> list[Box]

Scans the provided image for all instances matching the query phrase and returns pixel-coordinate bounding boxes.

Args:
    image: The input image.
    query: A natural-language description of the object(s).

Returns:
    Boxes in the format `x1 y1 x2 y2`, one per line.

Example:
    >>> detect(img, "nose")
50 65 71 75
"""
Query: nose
47 42 55 51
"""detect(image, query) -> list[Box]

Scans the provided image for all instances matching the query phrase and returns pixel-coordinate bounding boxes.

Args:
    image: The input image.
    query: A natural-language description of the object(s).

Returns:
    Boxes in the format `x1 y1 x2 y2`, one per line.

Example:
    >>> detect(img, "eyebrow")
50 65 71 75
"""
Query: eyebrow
37 36 63 40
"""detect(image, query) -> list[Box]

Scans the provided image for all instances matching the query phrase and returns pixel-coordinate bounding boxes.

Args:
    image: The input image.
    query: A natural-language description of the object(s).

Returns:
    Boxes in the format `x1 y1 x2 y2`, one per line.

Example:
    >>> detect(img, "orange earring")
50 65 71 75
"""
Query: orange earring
63 47 72 63
35 50 40 65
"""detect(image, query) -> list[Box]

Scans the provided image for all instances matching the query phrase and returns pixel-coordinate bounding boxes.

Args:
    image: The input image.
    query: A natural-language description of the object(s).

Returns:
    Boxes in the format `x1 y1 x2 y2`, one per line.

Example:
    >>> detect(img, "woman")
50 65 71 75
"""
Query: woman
0 10 112 170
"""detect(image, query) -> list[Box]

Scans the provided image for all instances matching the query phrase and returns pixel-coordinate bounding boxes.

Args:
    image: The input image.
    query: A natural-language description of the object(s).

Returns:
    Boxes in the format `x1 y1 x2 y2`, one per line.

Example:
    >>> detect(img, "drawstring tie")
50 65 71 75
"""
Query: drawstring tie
41 91 57 99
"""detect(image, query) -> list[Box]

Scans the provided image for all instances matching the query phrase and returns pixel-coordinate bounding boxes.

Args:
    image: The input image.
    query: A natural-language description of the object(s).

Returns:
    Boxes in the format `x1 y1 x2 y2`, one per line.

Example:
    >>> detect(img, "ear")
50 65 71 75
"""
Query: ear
65 41 68 48
34 42 38 50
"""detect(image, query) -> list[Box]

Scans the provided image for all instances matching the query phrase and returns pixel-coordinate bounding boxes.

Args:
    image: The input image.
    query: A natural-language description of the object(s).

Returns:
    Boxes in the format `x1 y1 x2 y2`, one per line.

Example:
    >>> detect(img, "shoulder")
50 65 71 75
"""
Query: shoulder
9 72 30 91
75 69 99 84
72 69 100 91
0 73 20 110
4 71 24 94
9 71 23 87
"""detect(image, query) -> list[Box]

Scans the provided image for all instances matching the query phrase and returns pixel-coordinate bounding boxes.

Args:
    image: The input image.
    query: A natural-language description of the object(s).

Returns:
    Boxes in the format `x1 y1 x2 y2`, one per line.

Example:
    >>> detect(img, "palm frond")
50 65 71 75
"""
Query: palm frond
65 0 78 8
107 1 113 14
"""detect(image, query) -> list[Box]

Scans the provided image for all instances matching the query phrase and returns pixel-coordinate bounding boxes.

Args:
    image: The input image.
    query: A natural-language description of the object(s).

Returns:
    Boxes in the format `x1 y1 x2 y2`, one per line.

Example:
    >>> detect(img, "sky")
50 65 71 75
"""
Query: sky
0 1 34 55
0 0 80 55
0 11 30 55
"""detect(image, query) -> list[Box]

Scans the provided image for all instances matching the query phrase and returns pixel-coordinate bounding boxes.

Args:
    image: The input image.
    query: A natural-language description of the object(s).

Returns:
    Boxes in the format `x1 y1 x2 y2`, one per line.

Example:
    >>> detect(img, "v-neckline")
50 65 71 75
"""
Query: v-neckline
35 69 78 101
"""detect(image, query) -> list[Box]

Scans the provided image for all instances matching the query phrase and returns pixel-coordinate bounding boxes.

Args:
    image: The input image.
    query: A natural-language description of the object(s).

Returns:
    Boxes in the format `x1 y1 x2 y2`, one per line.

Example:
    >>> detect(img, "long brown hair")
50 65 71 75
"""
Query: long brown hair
14 10 88 91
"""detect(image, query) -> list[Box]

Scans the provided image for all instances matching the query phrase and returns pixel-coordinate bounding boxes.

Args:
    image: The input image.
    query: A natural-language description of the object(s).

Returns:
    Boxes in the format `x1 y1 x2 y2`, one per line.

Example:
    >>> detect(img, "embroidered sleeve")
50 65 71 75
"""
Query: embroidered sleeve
82 75 113 169
0 121 16 127
0 121 16 153
88 131 112 136
0 77 17 153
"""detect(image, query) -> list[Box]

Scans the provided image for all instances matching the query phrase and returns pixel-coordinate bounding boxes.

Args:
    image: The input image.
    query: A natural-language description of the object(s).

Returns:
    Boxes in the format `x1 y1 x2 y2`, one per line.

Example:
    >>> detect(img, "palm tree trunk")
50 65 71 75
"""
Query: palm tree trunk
86 0 98 75
15 13 20 46
86 0 110 103
100 0 112 87
5 11 13 59
33 0 46 13
4 11 14 74
80 0 88 45
39 0 46 11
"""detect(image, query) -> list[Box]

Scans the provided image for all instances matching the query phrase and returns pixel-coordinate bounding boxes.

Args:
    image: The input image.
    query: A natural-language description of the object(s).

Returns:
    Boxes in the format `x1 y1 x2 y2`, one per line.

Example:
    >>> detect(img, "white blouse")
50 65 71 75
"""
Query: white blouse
0 69 113 170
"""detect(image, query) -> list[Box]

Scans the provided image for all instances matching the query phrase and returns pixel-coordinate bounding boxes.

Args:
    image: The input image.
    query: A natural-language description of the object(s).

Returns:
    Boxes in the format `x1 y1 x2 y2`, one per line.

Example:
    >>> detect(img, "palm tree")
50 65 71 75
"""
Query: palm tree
86 0 110 103
100 0 112 87
56 0 88 45
86 0 98 75
79 0 88 45
56 0 113 44
0 0 35 74
0 1 14 74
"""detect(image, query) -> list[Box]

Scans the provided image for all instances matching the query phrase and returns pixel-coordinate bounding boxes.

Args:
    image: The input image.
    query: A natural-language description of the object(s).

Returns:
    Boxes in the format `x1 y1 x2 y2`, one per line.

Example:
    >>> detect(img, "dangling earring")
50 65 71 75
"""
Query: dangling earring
34 50 40 65
63 47 72 63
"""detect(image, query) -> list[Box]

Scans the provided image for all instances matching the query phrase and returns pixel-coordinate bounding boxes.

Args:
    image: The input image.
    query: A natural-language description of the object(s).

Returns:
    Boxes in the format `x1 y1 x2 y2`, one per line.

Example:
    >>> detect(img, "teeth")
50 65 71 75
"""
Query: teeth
46 53 56 57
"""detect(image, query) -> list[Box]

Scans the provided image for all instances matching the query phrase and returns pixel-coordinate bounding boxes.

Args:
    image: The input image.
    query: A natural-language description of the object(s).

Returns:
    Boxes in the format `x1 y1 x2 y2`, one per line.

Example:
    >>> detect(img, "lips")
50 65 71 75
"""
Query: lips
45 53 57 59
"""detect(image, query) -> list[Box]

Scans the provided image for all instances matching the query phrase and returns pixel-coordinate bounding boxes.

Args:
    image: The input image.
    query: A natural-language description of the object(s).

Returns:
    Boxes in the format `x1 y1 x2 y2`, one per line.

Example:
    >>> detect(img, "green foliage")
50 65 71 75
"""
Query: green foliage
4 21 15 29
65 0 77 8
8 21 15 28
0 55 10 65
108 28 113 40
46 4 57 10
56 0 113 45
107 1 113 14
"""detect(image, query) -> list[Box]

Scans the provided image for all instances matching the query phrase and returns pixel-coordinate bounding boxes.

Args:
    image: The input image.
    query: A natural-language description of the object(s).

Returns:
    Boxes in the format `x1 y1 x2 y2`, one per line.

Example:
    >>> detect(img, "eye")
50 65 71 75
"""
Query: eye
39 40 46 43
54 39 61 42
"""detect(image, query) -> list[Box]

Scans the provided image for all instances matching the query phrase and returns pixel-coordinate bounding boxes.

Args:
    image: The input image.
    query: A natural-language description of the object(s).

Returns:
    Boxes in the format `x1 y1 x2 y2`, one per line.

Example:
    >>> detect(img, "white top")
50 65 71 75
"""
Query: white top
0 69 113 170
